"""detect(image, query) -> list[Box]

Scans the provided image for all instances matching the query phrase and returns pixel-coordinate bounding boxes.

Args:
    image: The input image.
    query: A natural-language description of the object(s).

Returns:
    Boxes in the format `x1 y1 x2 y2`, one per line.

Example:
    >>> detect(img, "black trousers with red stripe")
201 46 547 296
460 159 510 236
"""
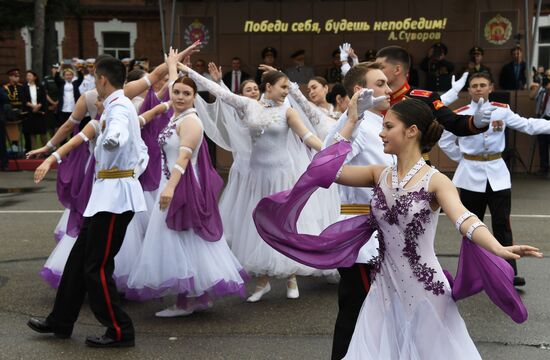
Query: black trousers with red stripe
46 211 134 340
459 183 517 274
331 263 371 360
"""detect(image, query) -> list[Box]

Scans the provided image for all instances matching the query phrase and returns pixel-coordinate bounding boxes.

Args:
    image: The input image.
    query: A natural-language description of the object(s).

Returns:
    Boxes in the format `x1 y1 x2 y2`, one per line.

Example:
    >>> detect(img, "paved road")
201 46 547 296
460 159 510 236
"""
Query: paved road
0 171 549 359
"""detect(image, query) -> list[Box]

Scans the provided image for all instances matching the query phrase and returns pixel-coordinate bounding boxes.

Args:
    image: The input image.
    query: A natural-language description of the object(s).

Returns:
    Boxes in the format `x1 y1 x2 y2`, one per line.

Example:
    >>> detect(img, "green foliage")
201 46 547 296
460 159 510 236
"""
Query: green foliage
0 0 82 31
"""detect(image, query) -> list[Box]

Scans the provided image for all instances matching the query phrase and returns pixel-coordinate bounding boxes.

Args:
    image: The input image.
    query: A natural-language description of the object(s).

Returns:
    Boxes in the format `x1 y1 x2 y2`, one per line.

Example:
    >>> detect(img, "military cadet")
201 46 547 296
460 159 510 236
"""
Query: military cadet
255 47 278 84
439 72 550 287
28 55 148 348
3 69 25 153
461 46 492 90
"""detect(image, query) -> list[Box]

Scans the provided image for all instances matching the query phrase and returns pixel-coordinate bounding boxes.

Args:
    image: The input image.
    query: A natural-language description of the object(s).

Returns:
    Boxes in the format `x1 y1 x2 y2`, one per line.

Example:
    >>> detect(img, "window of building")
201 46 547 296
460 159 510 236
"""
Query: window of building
103 32 131 59
94 19 137 59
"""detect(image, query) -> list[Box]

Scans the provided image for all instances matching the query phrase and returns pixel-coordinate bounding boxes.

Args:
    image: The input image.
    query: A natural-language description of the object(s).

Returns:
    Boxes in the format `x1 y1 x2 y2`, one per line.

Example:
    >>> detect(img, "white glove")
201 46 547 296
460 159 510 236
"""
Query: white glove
103 132 120 150
357 89 389 114
473 98 497 128
339 43 351 62
451 72 469 93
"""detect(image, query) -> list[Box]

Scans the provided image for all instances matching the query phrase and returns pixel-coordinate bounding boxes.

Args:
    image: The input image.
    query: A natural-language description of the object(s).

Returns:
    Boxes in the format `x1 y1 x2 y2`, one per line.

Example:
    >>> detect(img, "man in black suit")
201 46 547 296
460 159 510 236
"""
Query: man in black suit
499 46 527 90
222 57 250 93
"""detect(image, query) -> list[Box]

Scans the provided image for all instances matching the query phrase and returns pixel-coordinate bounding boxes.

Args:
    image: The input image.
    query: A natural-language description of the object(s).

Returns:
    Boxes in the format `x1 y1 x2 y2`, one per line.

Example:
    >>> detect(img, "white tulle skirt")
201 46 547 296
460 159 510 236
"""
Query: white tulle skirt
40 233 77 288
221 162 338 278
113 189 158 291
344 278 481 360
53 209 70 243
125 185 248 303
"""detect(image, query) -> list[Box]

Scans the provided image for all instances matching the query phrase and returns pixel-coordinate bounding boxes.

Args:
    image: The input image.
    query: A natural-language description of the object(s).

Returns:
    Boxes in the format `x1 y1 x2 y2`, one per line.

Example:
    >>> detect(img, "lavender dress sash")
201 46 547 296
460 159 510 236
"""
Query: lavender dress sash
138 88 172 191
253 141 528 323
56 124 95 238
166 138 224 241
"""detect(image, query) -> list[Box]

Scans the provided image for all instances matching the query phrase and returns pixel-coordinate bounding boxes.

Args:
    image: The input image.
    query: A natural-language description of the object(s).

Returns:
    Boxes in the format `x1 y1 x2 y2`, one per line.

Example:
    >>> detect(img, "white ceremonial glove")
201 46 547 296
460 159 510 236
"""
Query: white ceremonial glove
357 89 389 114
473 98 497 128
289 81 300 92
103 132 121 150
451 72 468 93
339 43 351 62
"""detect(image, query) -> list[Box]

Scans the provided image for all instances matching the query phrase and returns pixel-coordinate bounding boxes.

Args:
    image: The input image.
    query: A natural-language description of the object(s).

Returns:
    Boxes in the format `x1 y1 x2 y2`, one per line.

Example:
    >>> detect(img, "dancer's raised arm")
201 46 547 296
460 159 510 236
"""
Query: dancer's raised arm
34 120 100 183
26 92 90 158
124 40 201 99
178 62 250 114
430 172 542 260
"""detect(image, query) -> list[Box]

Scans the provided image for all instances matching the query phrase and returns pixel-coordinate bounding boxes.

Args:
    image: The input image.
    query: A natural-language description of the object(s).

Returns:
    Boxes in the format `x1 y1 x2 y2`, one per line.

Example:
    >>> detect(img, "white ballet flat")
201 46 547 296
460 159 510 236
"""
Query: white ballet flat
155 305 194 318
246 282 271 303
286 279 299 299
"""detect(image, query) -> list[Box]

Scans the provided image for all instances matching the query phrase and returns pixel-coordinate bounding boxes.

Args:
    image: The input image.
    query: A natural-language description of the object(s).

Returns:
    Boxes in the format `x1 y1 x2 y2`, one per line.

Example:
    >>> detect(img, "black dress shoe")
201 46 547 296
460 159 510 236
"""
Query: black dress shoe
27 317 71 338
513 276 526 287
85 335 135 348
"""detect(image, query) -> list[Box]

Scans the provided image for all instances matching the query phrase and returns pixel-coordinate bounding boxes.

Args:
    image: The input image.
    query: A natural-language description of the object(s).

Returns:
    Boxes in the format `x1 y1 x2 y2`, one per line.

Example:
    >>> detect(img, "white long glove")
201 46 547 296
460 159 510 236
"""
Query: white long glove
441 72 469 106
357 89 389 114
452 72 469 93
473 98 497 128
339 43 351 63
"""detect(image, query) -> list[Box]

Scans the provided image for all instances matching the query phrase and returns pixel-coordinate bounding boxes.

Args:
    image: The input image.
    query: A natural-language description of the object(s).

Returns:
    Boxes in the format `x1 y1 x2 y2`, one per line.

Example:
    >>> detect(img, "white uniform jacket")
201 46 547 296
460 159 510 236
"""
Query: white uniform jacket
438 100 550 192
84 89 149 217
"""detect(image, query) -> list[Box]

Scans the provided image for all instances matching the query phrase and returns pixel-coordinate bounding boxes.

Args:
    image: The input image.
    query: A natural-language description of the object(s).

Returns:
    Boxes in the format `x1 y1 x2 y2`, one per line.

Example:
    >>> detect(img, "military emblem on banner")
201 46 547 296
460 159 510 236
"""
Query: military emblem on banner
184 19 210 47
479 10 517 48
484 14 512 45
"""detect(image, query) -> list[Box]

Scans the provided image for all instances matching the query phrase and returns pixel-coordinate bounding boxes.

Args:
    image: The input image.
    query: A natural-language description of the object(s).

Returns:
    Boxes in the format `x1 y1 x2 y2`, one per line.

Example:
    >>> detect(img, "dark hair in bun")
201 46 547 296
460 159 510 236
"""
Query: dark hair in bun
326 83 348 106
259 70 288 93
389 98 443 153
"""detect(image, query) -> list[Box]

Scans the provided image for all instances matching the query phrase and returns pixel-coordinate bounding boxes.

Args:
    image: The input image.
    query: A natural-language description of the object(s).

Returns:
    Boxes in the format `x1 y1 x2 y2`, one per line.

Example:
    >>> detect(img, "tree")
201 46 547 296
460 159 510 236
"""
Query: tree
32 0 48 78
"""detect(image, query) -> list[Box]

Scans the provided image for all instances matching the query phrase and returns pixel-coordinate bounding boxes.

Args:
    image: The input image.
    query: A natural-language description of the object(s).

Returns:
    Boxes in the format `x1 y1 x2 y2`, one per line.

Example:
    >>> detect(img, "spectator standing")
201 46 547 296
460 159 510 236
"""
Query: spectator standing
43 63 60 134
325 49 343 84
3 69 25 153
285 49 315 84
0 86 8 170
420 42 455 91
255 47 278 84
22 71 47 152
54 67 83 129
499 46 527 90
222 57 250 93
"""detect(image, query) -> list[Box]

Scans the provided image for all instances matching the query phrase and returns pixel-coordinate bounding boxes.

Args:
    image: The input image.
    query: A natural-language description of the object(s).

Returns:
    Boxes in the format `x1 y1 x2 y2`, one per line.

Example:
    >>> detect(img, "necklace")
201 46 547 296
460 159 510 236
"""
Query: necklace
391 157 426 191
259 98 278 108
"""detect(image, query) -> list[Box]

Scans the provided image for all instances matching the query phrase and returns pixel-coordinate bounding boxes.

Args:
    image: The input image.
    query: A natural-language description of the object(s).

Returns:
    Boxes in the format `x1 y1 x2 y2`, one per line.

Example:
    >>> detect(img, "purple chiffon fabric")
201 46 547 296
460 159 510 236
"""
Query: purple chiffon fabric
253 141 528 323
165 139 224 241
139 88 172 191
444 237 528 323
253 141 375 269
55 125 95 238
39 268 61 289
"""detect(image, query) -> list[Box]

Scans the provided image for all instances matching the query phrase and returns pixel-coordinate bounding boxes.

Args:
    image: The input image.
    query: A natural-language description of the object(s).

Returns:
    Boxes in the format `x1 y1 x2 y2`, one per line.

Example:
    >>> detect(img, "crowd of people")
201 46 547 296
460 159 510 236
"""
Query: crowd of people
1 39 543 358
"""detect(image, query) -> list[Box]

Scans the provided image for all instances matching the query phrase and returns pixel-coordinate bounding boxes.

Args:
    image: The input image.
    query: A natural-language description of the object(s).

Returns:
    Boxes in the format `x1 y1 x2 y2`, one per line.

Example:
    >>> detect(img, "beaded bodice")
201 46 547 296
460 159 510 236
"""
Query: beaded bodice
369 166 448 299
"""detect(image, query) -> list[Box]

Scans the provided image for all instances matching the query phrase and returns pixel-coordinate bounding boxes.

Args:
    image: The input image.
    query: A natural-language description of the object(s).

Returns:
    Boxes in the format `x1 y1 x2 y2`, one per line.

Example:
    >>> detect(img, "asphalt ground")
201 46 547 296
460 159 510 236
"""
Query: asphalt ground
0 171 549 359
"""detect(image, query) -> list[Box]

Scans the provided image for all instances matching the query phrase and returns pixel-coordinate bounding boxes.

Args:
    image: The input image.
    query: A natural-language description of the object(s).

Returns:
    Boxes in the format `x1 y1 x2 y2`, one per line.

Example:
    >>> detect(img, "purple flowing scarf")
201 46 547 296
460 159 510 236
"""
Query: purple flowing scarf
138 88 172 191
253 141 528 323
56 124 95 238
165 138 224 241
253 141 375 268
444 238 528 323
